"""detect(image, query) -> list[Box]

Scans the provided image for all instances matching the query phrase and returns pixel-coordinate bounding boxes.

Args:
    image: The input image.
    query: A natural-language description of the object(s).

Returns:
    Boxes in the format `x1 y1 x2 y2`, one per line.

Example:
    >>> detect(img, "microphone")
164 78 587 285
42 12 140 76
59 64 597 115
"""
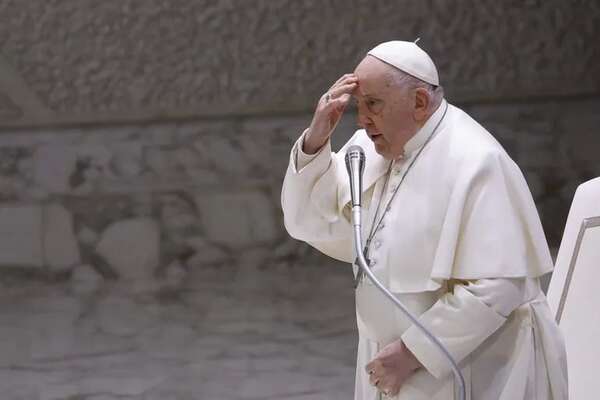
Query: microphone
345 145 365 229
344 145 466 400
344 145 366 208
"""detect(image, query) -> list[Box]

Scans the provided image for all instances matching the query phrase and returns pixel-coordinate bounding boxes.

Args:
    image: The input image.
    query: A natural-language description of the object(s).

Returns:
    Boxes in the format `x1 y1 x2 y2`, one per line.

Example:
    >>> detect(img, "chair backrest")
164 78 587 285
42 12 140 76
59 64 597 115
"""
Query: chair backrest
547 177 600 399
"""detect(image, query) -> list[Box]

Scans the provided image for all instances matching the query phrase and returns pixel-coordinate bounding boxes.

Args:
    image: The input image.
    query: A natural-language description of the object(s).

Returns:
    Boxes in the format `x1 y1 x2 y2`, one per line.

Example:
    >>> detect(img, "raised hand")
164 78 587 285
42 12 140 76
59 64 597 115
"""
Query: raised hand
303 74 358 154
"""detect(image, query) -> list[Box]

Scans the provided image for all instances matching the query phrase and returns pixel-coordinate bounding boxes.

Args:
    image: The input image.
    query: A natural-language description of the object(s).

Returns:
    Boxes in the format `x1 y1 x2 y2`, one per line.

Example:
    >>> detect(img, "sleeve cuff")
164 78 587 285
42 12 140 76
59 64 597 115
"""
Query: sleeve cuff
292 129 332 173
401 285 506 379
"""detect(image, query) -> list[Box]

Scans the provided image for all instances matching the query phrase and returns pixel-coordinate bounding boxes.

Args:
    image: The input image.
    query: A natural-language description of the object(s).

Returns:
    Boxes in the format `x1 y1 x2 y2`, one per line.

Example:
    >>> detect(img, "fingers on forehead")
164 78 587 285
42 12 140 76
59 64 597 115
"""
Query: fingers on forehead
330 82 356 96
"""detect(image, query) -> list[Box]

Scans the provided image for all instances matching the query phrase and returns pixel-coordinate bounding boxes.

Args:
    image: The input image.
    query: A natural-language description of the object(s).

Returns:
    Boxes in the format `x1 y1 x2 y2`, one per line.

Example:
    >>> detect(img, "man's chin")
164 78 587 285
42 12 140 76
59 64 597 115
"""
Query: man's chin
373 143 390 159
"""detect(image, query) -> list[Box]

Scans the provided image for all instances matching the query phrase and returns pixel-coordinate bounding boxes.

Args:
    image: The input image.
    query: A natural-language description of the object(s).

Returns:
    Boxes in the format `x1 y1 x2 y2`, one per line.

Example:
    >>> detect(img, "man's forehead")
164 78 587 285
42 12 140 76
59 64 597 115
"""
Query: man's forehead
351 86 363 98
352 83 380 98
352 80 382 99
353 56 390 97
354 55 389 77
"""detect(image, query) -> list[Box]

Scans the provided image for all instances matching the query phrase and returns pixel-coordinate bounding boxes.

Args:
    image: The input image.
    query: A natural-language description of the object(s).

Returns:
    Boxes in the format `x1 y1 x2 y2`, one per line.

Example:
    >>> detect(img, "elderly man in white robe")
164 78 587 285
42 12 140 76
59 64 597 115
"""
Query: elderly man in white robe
281 41 568 399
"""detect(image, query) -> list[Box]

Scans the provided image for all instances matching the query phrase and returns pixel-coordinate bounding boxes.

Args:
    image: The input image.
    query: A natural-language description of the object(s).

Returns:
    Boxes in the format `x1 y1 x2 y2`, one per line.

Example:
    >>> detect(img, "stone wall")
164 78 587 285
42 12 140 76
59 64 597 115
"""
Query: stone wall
0 0 598 127
0 95 598 282
0 116 312 282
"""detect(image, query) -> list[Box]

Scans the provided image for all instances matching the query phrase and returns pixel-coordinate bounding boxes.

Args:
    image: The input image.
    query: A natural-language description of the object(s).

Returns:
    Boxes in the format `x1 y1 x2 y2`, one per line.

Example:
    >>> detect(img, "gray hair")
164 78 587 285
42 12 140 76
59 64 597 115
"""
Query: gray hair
384 67 444 112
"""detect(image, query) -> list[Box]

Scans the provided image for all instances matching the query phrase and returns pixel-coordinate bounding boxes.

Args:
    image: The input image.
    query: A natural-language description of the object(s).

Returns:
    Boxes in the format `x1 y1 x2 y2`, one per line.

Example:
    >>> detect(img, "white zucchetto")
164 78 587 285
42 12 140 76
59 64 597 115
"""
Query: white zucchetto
367 40 440 86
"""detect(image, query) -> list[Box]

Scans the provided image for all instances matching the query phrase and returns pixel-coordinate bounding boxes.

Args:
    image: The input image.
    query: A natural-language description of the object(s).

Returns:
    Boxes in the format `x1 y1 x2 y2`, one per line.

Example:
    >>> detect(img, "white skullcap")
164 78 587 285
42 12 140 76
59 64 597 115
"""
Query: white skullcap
367 40 439 86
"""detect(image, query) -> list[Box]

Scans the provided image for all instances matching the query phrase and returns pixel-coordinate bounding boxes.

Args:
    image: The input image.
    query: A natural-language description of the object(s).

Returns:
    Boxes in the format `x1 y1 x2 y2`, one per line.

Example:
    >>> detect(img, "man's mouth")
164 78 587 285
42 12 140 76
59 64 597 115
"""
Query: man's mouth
369 132 383 141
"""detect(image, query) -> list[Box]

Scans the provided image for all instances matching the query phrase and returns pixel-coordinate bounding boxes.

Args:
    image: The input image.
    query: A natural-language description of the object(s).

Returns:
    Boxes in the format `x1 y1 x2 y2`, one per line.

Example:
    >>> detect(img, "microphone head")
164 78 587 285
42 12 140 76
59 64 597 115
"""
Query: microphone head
346 145 365 159
345 145 365 173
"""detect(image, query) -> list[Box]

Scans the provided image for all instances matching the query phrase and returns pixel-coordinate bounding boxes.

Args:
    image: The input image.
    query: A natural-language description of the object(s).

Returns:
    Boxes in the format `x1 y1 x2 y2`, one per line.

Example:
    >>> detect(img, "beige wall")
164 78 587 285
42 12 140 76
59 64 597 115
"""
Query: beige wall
0 1 598 276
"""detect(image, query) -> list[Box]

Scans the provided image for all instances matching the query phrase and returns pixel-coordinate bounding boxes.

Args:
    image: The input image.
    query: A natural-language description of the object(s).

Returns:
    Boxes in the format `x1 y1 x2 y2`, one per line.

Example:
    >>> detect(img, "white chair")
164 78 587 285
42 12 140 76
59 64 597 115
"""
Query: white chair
547 177 600 399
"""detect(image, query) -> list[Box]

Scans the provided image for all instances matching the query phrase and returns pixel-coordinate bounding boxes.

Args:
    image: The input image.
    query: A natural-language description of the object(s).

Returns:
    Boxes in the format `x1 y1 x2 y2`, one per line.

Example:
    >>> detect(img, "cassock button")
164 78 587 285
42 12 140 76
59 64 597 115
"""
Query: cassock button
374 240 382 249
370 259 377 266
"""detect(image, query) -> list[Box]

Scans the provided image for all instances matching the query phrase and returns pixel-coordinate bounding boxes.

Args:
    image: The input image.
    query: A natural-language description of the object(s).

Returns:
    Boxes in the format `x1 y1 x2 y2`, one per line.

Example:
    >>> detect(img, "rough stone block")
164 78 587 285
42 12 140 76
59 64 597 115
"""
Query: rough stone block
95 217 160 280
33 145 77 193
195 190 278 249
43 203 80 271
0 204 44 267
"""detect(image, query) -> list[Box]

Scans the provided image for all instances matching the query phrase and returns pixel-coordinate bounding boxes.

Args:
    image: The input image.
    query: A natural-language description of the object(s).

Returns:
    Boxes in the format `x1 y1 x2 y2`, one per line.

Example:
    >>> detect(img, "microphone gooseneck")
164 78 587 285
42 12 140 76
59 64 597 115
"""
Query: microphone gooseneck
345 145 466 400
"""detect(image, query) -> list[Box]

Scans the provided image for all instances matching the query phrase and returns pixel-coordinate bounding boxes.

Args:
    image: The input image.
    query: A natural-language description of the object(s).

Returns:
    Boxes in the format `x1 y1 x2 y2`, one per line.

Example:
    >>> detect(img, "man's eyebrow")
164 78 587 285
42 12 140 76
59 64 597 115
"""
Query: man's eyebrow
363 94 382 101
353 92 380 99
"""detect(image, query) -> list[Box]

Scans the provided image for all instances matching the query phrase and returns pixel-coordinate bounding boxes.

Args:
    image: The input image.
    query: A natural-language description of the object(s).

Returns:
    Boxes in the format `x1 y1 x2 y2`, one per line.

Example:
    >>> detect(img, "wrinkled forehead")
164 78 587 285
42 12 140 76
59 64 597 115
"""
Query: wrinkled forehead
353 55 392 98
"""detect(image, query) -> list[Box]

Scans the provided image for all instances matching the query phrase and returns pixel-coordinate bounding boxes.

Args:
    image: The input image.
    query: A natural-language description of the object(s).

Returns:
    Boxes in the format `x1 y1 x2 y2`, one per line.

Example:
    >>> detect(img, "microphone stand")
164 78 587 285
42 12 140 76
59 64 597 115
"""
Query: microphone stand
350 197 466 400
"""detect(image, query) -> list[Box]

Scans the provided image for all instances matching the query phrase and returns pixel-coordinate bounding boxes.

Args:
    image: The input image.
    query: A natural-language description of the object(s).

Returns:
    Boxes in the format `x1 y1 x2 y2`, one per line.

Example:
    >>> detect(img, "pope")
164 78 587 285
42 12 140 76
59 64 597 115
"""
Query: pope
281 40 568 399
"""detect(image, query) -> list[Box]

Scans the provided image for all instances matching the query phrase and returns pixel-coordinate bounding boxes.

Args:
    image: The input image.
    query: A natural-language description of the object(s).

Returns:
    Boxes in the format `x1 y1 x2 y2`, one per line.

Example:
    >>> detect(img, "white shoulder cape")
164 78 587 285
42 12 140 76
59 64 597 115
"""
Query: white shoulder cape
310 104 553 292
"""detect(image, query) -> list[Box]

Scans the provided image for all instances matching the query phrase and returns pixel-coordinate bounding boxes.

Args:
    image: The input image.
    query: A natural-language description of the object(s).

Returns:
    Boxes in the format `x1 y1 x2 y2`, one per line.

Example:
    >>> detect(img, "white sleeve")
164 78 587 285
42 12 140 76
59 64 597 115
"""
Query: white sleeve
295 129 325 171
281 130 354 263
401 278 527 379
464 278 526 317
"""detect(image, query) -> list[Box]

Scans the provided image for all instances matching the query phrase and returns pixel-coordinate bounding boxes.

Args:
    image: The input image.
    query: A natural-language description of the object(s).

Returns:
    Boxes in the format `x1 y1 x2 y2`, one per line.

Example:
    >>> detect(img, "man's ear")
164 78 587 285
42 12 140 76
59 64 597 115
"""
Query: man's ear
414 88 430 122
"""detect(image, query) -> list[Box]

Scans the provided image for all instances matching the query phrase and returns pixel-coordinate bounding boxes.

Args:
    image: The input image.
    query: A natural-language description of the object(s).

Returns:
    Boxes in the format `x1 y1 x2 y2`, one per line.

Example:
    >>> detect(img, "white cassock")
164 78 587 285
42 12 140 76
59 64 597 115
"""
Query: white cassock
281 99 568 399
